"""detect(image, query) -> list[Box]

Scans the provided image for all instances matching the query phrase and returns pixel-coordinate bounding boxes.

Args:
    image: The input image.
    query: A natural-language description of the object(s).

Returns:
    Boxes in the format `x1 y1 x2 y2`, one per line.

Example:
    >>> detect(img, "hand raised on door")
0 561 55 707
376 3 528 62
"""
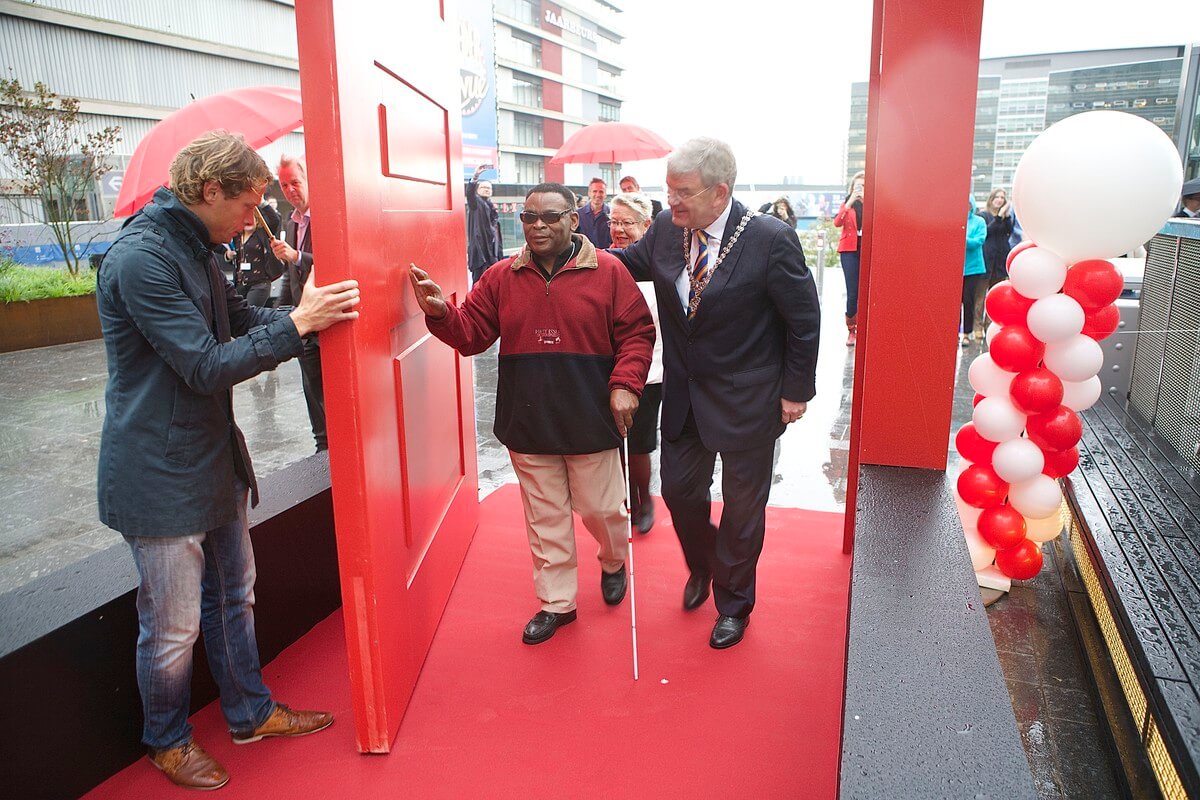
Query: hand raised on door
409 264 448 320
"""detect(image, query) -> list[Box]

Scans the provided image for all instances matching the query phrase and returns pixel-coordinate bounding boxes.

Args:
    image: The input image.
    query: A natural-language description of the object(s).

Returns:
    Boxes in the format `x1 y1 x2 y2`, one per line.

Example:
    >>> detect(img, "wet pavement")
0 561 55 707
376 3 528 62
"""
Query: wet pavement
0 268 1119 797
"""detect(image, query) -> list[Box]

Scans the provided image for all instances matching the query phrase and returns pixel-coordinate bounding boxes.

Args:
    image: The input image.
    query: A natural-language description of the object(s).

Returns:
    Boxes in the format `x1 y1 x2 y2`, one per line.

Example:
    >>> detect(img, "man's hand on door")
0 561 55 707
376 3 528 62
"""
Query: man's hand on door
409 264 448 320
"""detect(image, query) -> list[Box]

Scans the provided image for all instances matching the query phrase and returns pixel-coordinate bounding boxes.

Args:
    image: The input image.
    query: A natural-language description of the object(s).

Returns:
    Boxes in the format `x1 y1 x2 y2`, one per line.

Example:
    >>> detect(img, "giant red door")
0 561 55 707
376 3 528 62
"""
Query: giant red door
294 1 479 752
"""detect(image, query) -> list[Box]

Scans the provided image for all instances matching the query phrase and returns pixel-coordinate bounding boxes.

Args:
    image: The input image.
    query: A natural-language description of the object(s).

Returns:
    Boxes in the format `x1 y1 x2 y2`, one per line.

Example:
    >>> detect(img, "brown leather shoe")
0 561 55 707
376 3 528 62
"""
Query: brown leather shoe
231 703 334 744
149 740 229 791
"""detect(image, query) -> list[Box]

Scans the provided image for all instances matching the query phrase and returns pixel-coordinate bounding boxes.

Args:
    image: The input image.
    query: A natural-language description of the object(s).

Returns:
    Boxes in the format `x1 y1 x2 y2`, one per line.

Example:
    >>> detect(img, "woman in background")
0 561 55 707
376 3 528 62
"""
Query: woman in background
981 188 1014 287
833 171 865 347
609 192 662 533
962 199 988 345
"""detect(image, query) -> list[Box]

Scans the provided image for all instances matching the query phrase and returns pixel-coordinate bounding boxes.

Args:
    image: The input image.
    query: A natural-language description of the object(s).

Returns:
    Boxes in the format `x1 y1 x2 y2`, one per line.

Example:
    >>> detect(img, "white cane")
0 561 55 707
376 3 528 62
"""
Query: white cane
621 435 640 681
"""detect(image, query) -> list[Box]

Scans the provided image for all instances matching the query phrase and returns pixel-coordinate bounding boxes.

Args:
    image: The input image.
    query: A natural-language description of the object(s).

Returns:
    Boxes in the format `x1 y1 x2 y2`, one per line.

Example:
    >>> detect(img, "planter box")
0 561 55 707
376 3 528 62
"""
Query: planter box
0 294 100 353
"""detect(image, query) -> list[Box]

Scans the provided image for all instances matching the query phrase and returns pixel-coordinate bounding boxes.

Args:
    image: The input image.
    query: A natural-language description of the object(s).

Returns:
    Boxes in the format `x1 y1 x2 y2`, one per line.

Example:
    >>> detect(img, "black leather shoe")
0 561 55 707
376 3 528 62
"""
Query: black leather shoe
634 499 655 534
522 610 577 645
683 572 711 611
601 566 627 605
709 614 749 649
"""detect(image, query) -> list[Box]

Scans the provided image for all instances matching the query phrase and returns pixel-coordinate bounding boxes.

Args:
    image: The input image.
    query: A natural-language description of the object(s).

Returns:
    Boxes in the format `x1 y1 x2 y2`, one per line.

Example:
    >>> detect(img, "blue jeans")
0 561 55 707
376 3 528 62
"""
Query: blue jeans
124 488 273 751
840 250 861 317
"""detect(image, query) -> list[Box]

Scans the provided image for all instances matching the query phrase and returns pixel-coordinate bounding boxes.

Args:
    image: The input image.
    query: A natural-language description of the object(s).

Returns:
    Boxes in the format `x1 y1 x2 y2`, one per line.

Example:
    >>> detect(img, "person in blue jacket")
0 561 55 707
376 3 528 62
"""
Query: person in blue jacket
962 200 988 346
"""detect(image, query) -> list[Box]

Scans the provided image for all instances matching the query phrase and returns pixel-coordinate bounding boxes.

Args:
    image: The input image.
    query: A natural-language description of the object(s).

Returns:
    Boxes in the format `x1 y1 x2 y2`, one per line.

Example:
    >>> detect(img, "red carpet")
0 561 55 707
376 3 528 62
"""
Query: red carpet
86 485 849 799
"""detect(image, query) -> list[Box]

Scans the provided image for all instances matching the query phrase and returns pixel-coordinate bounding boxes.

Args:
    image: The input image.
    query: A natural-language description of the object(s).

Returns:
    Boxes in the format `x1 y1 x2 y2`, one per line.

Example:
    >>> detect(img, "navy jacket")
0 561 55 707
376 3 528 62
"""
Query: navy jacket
96 187 304 537
614 200 821 451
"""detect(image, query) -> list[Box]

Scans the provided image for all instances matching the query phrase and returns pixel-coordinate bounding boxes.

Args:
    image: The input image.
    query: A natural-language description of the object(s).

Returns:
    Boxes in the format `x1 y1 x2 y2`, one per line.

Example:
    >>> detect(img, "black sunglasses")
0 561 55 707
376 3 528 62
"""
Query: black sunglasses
519 209 573 225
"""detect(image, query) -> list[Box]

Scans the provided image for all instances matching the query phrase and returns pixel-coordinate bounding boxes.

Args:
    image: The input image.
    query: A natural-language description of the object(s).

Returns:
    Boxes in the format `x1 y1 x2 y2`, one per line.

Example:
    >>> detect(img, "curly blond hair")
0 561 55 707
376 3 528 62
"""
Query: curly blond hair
168 131 270 205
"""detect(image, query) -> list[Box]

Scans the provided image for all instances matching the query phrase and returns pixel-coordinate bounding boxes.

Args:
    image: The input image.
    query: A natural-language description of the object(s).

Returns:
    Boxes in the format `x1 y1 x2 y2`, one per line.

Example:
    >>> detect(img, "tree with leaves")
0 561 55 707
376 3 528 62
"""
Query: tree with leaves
0 79 121 275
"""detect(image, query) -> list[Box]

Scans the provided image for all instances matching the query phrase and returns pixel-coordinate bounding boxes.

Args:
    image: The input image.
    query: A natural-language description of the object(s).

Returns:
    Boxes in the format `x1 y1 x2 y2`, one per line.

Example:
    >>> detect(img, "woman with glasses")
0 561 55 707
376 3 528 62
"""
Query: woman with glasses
610 193 662 533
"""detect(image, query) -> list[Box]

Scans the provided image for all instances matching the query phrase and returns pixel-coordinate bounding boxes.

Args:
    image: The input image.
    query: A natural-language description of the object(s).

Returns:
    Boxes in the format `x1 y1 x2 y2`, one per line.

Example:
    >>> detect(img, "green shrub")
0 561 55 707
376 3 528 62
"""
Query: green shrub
0 260 97 302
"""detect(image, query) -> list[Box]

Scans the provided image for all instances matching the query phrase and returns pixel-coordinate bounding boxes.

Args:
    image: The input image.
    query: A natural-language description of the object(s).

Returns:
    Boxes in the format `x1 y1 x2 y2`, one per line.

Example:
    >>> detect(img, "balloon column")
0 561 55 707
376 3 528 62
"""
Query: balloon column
954 111 1182 582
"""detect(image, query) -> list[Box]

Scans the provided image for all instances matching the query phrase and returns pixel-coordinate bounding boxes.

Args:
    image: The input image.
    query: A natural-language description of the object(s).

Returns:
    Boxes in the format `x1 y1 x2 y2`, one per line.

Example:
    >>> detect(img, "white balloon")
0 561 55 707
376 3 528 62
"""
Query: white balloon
968 353 1017 397
1008 247 1068 299
992 438 1046 483
1061 376 1102 412
1044 334 1104 383
1025 513 1065 544
964 523 998 572
1027 294 1085 343
985 322 1001 346
973 396 1028 443
1012 111 1183 263
1009 475 1063 519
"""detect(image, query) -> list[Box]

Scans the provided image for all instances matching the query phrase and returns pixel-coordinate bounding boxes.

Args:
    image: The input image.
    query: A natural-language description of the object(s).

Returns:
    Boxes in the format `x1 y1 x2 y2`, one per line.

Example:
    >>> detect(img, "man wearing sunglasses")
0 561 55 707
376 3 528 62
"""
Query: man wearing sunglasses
612 137 821 650
409 183 654 646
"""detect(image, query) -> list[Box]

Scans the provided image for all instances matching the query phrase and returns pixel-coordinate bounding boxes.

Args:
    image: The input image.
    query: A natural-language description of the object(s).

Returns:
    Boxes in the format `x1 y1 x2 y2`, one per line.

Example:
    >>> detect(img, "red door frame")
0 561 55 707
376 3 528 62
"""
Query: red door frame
844 0 986 553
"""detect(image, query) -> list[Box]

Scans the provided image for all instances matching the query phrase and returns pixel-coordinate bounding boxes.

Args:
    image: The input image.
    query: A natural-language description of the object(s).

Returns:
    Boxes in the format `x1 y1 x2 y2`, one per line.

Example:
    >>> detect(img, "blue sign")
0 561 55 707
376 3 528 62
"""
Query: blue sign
459 0 498 181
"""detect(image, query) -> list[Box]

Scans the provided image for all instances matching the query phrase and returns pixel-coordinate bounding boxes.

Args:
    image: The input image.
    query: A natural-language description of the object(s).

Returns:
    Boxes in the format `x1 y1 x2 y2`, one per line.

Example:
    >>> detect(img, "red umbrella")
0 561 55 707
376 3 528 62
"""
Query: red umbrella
114 85 303 217
548 122 672 165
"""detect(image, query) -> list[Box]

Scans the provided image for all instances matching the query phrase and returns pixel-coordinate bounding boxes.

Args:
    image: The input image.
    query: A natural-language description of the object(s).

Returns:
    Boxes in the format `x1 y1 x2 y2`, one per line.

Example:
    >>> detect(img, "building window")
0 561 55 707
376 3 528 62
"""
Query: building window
514 155 544 185
511 73 543 108
597 67 619 94
506 34 541 69
598 101 620 122
496 0 536 24
513 113 544 148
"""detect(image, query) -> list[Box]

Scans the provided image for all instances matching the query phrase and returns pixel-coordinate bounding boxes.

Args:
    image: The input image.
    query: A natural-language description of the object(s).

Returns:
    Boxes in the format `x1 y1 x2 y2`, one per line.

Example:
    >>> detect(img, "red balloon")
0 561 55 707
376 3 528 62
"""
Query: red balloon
989 325 1045 372
978 504 1028 549
1063 259 1123 309
1043 446 1080 478
1081 304 1120 340
1010 368 1064 415
973 393 986 407
1026 405 1083 452
985 282 1036 325
957 464 1010 509
996 538 1044 580
956 423 998 464
1006 240 1037 270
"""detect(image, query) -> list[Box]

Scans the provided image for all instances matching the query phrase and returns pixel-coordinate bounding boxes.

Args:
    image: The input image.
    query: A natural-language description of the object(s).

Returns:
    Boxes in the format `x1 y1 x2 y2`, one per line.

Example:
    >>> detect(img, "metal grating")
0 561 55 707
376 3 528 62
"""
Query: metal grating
1148 716 1189 800
1070 521 1148 725
1128 233 1200 472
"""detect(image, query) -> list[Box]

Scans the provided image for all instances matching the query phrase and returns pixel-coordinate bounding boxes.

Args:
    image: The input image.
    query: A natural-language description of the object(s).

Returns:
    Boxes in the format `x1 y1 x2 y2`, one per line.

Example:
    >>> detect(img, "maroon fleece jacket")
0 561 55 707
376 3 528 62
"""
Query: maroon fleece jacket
427 234 654 455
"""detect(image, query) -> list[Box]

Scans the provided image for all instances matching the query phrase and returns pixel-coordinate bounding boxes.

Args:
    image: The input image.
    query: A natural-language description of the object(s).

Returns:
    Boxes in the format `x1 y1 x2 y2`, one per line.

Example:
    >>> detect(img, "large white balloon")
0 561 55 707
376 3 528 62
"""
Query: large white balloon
1061 375 1103 412
1008 247 1068 299
1025 512 1065 544
985 322 1001 347
1027 294 1085 343
1011 111 1183 263
1044 334 1105 383
992 438 1046 483
968 353 1016 397
964 523 998 572
1009 475 1064 519
973 396 1028 443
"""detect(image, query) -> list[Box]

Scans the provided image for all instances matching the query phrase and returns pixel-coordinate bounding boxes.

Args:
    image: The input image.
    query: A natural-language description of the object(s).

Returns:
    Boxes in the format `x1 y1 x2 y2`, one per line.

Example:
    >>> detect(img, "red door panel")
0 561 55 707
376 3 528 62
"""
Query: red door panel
295 0 479 753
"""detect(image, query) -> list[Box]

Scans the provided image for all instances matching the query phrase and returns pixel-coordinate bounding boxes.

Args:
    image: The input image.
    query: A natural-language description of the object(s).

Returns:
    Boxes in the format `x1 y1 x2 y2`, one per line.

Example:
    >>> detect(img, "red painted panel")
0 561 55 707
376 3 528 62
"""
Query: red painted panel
544 117 563 148
542 40 563 75
543 81 563 114
294 0 479 752
844 0 983 551
545 159 564 183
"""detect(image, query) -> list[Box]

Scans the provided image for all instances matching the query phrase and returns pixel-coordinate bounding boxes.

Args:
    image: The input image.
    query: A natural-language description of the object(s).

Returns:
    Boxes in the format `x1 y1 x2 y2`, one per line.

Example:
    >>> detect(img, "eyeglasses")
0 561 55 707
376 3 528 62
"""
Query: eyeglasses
519 209 573 225
608 219 645 229
665 184 714 204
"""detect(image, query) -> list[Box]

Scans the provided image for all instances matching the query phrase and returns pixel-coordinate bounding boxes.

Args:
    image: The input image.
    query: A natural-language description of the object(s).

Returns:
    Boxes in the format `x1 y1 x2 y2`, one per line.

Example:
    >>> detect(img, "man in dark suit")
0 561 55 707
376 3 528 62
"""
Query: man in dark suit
614 137 821 649
271 155 326 451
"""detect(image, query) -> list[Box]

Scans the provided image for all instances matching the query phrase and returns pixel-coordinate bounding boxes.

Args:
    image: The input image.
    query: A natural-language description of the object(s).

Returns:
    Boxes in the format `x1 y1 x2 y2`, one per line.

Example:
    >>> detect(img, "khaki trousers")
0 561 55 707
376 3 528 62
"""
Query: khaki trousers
508 449 628 613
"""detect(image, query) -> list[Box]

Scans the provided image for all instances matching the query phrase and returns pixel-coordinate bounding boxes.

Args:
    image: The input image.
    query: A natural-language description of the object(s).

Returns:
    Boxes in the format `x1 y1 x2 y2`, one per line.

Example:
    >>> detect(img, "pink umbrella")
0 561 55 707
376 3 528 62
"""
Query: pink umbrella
114 85 303 217
548 122 672 165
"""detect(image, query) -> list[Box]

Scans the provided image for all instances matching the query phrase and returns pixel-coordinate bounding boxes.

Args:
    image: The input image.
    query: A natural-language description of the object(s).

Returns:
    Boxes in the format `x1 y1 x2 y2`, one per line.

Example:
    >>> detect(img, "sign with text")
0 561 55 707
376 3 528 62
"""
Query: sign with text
460 0 498 180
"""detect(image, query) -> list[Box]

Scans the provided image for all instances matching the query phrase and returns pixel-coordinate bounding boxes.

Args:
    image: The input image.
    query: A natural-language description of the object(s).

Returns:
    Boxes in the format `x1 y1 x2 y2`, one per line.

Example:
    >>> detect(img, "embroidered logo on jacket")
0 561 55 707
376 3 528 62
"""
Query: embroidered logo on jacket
535 328 561 345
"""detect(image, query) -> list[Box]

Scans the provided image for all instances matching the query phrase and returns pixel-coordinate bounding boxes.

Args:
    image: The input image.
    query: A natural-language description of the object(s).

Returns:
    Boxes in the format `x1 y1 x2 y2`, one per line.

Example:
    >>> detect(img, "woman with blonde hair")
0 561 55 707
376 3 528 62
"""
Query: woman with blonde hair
609 192 662 533
833 171 865 346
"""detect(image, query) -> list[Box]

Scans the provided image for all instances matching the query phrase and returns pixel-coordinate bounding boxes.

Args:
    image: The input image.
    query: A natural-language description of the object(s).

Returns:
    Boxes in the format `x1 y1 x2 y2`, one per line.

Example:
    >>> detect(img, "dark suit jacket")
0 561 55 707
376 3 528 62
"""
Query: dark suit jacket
615 199 820 452
279 212 314 307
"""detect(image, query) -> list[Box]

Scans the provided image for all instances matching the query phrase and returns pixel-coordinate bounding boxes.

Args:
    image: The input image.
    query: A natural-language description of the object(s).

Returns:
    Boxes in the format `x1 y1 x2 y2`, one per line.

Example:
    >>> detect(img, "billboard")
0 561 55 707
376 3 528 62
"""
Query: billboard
459 0 498 180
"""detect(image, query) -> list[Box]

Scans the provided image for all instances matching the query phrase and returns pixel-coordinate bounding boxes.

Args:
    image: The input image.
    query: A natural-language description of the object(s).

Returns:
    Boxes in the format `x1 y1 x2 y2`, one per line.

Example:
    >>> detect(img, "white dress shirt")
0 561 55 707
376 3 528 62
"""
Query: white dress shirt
675 199 733 313
291 208 311 265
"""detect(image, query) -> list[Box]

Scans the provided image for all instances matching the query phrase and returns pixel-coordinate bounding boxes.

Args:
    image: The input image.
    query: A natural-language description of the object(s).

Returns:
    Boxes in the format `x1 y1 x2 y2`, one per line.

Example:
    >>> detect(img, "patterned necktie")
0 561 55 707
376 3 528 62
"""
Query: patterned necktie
688 229 710 317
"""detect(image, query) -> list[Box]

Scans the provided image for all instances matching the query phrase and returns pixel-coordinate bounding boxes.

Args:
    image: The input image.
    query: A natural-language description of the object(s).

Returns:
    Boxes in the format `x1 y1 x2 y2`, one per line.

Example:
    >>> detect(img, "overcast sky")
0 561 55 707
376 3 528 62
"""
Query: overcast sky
616 1 1197 186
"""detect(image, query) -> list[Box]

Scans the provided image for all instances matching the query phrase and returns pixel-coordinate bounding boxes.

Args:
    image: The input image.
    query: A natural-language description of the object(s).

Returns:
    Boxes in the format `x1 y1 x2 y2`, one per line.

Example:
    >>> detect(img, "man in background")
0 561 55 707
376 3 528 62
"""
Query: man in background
467 163 503 283
271 155 326 451
576 176 612 248
620 174 663 217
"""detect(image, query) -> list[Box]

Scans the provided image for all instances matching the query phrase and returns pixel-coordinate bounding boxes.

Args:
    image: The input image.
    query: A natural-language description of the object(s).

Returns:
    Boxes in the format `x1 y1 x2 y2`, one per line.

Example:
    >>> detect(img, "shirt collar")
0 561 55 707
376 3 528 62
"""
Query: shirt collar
703 199 734 239
291 208 310 225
